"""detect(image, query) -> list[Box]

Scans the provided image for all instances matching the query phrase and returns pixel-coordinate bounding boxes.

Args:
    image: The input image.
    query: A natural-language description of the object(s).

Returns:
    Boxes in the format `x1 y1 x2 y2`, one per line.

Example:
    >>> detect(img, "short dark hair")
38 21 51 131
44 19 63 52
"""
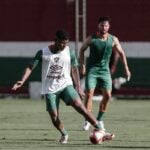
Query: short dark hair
55 30 69 40
98 16 111 24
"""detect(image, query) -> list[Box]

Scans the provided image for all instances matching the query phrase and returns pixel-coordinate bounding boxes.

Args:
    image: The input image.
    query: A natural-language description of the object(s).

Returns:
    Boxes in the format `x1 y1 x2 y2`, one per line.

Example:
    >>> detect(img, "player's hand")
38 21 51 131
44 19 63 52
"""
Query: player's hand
126 75 131 81
12 81 24 90
125 68 131 81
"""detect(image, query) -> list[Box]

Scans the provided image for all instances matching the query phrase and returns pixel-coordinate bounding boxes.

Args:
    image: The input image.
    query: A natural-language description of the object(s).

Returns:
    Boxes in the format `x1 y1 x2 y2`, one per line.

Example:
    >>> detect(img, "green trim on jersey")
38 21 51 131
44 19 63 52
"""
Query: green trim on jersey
30 48 78 69
69 49 78 67
29 50 42 69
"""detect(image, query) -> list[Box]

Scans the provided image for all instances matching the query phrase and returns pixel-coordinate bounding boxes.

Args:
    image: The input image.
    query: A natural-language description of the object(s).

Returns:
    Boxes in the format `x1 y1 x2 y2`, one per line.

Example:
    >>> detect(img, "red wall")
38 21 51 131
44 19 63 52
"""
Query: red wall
0 0 150 41
0 0 70 41
87 0 150 41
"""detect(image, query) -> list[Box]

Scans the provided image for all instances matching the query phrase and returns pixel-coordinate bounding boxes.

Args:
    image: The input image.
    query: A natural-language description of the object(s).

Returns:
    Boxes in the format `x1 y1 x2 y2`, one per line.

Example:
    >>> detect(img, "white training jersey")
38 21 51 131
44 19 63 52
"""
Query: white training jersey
41 46 73 94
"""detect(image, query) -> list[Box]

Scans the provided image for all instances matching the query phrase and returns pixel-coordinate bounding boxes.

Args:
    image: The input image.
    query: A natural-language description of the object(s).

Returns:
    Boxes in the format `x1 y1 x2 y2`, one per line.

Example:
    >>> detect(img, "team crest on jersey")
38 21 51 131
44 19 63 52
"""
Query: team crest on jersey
54 57 59 63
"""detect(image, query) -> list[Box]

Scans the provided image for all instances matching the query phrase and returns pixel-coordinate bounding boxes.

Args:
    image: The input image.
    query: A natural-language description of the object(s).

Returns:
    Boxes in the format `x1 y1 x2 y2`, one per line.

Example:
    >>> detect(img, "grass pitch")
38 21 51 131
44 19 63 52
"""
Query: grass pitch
0 98 150 150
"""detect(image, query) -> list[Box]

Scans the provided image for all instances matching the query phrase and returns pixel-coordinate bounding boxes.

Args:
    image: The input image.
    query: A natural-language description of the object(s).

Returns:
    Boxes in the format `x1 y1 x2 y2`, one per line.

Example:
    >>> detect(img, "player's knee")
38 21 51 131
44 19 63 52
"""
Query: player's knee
72 100 85 114
103 92 111 101
86 91 94 99
52 117 60 127
49 113 59 127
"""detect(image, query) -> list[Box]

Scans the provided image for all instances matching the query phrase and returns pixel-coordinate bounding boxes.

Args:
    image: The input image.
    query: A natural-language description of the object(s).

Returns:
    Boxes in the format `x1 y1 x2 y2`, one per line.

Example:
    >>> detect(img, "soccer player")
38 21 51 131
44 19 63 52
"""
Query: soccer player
79 16 131 131
12 30 113 144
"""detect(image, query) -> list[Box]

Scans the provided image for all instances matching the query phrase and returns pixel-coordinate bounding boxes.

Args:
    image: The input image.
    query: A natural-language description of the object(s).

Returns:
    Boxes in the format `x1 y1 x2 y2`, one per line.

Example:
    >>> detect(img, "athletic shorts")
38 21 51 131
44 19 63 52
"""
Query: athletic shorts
45 85 80 111
85 74 112 90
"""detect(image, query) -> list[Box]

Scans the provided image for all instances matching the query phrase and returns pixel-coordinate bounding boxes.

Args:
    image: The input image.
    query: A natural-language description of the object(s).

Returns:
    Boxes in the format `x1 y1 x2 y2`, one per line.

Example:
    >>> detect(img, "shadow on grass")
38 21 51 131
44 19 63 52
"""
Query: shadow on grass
1 138 150 149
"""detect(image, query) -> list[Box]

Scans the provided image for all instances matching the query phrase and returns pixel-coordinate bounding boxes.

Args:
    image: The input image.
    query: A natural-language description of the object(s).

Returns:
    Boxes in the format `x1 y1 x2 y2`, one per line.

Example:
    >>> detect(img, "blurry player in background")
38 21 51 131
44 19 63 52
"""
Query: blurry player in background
12 30 114 144
80 49 127 99
79 16 131 131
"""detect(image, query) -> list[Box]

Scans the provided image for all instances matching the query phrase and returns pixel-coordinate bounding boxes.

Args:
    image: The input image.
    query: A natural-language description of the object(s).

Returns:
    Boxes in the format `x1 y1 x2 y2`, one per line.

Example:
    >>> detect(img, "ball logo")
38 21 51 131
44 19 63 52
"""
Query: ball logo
50 64 62 71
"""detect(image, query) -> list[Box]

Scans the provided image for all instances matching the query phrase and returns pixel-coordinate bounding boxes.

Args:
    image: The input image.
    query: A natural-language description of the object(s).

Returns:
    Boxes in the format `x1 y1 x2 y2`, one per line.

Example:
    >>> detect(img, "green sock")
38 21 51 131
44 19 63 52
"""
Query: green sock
97 111 105 121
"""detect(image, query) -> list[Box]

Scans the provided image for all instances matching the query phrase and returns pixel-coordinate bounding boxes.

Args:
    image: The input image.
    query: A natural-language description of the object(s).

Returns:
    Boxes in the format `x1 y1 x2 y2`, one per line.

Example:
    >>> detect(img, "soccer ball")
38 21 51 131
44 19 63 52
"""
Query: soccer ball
89 129 105 144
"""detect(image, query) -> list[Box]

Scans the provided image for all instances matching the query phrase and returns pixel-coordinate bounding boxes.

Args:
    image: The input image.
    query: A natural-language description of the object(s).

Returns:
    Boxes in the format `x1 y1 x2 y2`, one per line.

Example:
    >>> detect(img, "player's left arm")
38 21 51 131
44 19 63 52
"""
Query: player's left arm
112 36 131 81
12 50 42 90
70 50 85 100
110 50 119 74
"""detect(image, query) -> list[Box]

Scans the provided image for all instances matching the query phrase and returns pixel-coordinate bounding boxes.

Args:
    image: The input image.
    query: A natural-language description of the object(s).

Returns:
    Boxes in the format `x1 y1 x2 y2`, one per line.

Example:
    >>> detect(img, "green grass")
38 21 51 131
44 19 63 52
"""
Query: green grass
0 98 150 150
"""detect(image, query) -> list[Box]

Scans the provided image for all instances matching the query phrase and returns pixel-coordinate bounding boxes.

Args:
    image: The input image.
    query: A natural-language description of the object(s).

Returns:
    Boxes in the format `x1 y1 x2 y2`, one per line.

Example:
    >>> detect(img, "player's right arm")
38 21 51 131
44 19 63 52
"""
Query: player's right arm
12 50 42 90
79 36 92 75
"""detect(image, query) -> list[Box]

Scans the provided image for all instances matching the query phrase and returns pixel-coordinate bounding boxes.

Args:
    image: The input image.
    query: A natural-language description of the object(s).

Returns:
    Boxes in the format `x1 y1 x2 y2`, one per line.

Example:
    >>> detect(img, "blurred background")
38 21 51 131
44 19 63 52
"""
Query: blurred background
0 0 150 99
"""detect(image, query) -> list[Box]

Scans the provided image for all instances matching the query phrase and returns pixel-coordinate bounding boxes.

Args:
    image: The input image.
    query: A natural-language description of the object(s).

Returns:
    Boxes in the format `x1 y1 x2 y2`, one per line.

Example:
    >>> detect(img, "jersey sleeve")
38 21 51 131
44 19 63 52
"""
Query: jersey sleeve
29 50 42 69
69 49 78 67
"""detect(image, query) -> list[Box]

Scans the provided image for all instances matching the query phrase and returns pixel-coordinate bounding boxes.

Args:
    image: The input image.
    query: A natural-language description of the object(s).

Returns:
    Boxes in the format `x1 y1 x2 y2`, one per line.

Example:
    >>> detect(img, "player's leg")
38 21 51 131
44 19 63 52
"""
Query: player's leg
71 98 115 143
61 86 115 143
71 96 116 143
96 76 112 131
82 89 94 130
99 89 111 112
45 94 68 144
96 89 111 130
84 89 95 113
95 88 115 142
84 75 97 111
82 75 97 130
71 98 100 127
61 85 101 130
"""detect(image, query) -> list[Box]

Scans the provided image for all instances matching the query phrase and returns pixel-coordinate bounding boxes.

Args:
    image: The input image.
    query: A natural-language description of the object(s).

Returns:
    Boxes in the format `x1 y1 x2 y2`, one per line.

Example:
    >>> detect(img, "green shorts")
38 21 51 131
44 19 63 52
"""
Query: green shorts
85 74 112 90
45 85 80 111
